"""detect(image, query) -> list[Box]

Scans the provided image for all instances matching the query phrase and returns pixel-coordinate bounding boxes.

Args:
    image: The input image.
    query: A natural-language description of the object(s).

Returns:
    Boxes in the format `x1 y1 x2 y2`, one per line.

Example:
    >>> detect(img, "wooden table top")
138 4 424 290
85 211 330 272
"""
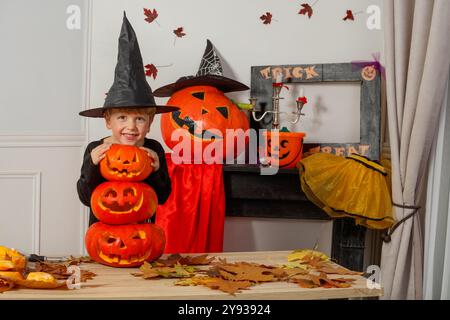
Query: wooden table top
0 251 383 300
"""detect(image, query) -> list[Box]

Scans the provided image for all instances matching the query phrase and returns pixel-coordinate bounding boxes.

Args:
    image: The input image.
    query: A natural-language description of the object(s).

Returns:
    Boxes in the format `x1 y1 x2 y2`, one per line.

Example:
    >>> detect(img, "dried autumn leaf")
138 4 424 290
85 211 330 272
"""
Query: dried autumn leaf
143 8 158 24
288 249 330 263
202 277 253 295
260 12 272 24
214 262 286 283
315 263 363 275
133 262 196 279
290 272 356 289
283 268 309 279
179 254 215 266
145 64 158 79
299 3 313 18
173 27 186 38
343 10 354 21
66 255 96 265
155 253 215 267
32 262 96 282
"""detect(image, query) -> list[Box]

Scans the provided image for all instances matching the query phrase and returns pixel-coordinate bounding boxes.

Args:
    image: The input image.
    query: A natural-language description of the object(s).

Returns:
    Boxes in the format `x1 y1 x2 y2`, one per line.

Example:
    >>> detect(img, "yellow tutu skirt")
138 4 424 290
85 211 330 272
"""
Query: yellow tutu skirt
297 153 394 230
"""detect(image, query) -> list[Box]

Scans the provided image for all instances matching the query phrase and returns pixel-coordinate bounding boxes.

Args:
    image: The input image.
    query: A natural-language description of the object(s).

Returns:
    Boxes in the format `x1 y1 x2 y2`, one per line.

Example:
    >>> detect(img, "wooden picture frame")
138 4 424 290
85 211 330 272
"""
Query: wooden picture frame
250 62 381 160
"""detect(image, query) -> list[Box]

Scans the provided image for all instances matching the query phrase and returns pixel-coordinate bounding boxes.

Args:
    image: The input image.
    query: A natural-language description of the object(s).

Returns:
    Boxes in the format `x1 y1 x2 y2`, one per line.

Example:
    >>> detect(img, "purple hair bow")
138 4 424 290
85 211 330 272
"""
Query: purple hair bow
351 52 385 77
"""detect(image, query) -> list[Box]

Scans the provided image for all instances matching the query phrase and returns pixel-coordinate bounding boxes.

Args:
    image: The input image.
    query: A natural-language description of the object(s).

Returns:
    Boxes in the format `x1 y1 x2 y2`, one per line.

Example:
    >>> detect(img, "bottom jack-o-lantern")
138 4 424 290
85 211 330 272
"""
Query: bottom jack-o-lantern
85 222 165 268
263 131 306 168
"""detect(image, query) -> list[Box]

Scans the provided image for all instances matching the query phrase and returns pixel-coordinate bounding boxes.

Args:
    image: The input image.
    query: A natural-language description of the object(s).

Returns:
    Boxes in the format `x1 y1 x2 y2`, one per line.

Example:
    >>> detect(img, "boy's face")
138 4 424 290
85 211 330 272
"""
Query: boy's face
105 110 154 146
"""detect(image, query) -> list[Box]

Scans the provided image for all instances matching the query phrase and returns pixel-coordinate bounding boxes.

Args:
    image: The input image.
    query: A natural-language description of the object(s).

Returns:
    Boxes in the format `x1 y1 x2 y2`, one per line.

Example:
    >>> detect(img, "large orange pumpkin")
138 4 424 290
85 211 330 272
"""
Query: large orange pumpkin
160 85 249 161
264 131 306 168
85 222 165 268
100 144 153 181
91 181 158 225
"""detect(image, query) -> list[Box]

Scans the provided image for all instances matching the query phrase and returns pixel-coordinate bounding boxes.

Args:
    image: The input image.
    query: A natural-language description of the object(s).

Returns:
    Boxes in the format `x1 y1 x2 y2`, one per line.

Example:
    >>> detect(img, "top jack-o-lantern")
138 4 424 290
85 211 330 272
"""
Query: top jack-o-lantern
160 85 249 161
100 144 153 181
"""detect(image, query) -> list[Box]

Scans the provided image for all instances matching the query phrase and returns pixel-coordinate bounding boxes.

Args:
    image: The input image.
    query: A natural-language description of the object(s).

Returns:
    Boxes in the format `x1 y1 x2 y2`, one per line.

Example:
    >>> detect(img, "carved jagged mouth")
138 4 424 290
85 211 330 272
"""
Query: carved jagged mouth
108 167 142 178
172 111 223 140
98 251 148 265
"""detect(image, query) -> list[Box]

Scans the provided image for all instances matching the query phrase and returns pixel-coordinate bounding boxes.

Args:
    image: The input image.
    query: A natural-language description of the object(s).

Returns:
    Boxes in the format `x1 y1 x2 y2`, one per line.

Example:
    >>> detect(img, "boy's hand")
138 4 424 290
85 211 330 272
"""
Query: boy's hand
91 143 112 165
140 147 160 172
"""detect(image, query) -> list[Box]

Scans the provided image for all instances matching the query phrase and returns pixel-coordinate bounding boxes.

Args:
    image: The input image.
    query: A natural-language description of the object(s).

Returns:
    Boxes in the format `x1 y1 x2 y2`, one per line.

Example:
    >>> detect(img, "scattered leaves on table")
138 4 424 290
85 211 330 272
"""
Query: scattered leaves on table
66 255 96 265
33 262 97 282
132 261 197 279
155 253 215 267
291 272 356 289
210 261 286 283
133 250 364 295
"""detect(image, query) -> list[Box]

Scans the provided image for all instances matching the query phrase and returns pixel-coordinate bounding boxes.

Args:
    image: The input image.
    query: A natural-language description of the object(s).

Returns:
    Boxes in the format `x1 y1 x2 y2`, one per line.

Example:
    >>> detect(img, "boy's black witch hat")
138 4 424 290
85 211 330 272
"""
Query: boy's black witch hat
153 39 249 97
79 12 178 118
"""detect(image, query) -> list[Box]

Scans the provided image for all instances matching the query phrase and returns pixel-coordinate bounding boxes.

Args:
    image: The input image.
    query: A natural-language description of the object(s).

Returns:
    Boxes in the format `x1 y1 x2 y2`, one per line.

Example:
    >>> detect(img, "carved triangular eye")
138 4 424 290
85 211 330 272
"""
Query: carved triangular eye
131 231 146 240
216 106 228 118
192 92 205 100
202 109 208 115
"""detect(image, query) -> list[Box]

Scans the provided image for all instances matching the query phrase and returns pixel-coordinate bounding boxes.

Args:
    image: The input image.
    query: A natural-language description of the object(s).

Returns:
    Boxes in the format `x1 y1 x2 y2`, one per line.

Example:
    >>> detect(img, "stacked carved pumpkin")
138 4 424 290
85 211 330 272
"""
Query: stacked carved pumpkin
85 144 165 268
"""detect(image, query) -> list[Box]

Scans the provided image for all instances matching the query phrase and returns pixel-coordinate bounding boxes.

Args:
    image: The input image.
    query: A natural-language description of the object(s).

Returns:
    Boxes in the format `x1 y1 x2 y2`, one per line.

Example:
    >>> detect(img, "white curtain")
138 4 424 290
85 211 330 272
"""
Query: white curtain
381 0 450 299
423 76 450 299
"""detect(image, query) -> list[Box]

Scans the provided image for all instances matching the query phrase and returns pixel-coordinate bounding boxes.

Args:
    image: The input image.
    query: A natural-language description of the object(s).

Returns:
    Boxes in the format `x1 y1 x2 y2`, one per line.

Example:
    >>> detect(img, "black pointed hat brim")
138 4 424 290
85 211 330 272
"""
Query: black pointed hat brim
153 74 249 97
79 104 179 118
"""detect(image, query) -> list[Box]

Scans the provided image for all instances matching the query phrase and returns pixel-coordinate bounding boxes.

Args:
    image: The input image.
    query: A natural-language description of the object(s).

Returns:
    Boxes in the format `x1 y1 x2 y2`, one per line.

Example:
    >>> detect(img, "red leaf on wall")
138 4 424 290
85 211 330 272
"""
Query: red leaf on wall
143 8 158 24
299 4 313 18
343 10 354 21
174 27 186 38
260 12 273 24
145 64 158 79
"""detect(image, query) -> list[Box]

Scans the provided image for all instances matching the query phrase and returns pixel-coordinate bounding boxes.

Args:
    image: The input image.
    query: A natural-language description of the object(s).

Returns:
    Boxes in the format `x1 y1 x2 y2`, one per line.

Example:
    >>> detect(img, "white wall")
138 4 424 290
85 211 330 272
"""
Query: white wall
0 0 89 255
87 0 383 255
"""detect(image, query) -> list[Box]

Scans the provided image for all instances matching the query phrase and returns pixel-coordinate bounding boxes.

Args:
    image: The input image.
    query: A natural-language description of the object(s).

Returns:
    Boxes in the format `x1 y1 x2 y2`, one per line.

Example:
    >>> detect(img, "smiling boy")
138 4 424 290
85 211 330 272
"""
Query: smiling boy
77 13 178 226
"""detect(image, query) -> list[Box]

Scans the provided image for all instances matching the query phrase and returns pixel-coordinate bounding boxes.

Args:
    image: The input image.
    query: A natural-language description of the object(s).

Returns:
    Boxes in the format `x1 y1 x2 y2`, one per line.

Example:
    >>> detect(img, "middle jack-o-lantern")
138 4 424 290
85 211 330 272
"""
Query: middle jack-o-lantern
91 181 158 225
100 144 154 181
160 85 249 161
85 222 165 268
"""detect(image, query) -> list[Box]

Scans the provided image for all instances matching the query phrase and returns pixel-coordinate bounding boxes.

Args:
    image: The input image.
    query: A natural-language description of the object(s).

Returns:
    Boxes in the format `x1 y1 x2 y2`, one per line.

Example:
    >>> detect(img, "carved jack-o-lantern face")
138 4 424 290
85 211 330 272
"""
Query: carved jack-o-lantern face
265 132 306 168
85 222 165 268
0 246 26 271
160 85 249 160
91 182 158 225
361 65 377 81
100 144 153 181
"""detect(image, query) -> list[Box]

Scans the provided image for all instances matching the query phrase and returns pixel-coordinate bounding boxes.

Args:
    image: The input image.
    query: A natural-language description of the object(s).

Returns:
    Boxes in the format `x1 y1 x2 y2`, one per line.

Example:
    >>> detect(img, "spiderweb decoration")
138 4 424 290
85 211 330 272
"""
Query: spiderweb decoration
196 40 223 77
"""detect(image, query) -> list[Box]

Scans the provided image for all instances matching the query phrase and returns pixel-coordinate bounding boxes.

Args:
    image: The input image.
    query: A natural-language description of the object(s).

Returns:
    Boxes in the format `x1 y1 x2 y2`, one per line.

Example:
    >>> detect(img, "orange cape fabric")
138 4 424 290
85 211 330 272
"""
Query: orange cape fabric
155 154 225 253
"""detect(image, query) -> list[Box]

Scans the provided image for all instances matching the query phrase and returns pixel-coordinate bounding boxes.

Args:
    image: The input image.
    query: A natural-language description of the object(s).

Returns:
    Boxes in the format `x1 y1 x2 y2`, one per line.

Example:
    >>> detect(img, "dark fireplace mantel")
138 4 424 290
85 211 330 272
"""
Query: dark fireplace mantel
222 164 367 272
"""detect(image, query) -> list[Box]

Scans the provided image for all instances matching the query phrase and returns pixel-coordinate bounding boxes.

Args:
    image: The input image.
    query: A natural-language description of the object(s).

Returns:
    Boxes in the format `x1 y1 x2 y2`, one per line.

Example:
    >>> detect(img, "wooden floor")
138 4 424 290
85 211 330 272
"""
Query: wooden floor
0 251 383 300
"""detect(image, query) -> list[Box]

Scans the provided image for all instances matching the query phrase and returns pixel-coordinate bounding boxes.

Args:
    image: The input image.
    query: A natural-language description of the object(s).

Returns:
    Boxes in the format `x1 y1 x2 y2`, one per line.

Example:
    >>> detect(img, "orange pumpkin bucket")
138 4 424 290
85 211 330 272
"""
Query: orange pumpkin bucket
263 131 306 168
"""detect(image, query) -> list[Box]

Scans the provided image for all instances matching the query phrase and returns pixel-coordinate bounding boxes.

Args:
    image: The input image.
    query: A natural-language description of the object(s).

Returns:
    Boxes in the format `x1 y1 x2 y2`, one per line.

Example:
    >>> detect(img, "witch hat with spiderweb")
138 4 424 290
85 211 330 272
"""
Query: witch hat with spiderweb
80 12 179 117
153 39 249 97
